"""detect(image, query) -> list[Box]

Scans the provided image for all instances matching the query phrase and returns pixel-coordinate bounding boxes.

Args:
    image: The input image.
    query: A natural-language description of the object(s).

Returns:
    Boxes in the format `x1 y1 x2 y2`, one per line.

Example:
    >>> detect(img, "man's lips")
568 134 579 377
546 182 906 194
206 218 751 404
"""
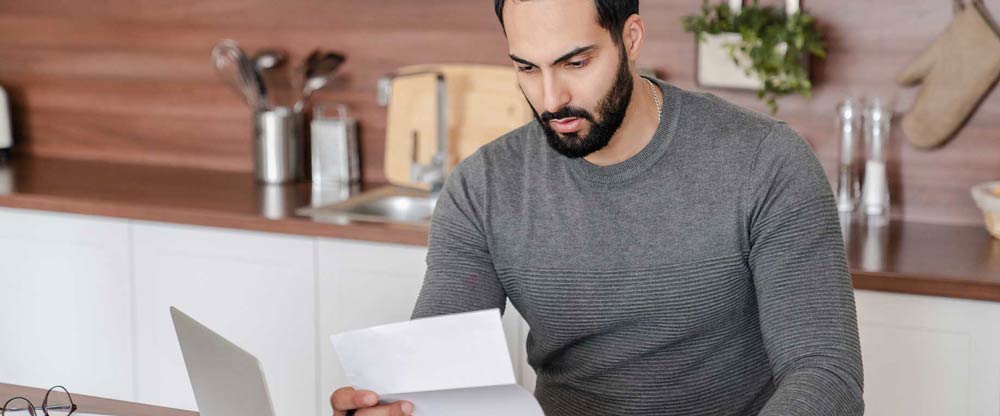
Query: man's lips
550 117 582 133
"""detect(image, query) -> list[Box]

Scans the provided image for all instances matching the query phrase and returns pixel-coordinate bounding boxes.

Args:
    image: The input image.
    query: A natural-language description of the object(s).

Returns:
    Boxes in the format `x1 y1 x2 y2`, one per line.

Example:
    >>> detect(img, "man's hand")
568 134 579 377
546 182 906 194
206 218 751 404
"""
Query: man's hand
330 387 414 416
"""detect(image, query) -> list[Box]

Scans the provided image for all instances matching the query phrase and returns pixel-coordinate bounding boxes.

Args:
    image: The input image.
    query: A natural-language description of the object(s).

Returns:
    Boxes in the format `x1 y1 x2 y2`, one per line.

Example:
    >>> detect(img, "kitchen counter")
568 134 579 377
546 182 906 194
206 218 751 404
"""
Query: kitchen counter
1 156 998 301
845 219 1000 302
0 156 431 246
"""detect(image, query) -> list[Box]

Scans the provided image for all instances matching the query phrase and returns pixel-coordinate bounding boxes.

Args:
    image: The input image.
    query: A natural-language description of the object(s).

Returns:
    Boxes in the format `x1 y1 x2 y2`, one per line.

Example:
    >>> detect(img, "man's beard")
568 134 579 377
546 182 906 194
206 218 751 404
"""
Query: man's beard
528 47 634 159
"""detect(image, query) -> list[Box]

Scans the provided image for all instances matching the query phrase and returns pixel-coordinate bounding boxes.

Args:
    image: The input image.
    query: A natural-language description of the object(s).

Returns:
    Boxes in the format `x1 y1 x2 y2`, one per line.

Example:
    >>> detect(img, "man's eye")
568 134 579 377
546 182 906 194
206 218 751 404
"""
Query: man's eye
517 65 536 73
567 60 589 68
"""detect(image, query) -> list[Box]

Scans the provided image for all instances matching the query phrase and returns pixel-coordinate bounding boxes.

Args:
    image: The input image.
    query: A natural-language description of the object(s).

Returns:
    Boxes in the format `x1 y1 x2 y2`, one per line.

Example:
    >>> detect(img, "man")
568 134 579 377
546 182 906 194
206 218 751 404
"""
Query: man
331 1 864 415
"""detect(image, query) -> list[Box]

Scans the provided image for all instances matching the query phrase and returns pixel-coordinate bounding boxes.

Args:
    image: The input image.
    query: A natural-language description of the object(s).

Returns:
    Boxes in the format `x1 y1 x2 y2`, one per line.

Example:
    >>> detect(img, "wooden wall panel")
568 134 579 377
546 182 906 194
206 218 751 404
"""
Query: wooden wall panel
0 0 997 225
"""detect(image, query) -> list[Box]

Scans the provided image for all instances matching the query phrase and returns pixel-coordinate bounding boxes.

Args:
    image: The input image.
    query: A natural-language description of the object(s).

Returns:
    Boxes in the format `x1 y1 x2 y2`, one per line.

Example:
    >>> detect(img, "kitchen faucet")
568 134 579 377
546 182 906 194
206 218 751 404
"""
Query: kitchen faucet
377 70 448 195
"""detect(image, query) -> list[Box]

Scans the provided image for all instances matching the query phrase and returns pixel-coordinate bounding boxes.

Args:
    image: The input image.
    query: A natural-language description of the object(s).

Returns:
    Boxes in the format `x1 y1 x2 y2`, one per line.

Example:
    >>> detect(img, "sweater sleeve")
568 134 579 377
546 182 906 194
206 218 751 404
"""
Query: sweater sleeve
411 152 507 320
746 122 865 415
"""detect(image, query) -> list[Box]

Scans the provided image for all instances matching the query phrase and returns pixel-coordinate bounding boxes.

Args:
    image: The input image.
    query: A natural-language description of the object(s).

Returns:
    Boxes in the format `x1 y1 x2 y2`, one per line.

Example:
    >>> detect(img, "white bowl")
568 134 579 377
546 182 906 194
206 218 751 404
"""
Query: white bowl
970 181 1000 239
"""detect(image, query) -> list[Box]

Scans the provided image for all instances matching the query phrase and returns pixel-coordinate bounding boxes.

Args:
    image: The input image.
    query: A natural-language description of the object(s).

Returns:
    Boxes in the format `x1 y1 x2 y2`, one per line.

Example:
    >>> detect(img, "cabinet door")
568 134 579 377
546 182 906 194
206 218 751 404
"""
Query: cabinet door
317 238 537 411
855 290 1000 416
0 208 133 401
132 222 316 416
317 239 428 413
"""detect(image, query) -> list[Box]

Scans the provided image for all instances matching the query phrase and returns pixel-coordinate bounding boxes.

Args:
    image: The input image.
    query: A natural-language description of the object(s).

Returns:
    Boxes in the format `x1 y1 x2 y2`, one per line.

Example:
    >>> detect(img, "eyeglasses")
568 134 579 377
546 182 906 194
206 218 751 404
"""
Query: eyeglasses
1 386 77 416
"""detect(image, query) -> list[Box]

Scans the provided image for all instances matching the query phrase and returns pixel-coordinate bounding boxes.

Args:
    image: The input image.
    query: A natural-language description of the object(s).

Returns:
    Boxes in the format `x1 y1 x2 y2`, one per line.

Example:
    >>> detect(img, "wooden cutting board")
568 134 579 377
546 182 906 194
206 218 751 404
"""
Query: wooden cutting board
384 64 533 190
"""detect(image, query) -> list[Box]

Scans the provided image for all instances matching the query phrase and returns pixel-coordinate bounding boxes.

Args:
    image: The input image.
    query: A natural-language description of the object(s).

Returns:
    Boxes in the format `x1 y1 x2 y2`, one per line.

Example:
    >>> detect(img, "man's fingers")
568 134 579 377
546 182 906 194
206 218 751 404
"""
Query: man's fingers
330 387 379 413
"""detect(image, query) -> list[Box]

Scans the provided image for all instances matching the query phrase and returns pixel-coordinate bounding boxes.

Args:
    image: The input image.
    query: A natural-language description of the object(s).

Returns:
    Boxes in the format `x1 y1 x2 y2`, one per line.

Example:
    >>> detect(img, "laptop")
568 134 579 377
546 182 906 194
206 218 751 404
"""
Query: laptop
170 306 278 416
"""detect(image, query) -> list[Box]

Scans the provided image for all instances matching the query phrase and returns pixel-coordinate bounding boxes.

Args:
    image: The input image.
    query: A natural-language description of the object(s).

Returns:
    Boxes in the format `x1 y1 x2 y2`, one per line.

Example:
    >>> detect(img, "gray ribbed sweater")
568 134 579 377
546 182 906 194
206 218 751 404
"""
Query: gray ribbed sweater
411 77 864 415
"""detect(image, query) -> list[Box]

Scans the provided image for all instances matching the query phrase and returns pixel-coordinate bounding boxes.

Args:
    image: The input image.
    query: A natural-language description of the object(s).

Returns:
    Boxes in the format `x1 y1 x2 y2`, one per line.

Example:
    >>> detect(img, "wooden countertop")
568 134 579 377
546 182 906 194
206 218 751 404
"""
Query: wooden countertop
0 156 430 246
845 219 1000 302
0 383 195 416
0 156 998 302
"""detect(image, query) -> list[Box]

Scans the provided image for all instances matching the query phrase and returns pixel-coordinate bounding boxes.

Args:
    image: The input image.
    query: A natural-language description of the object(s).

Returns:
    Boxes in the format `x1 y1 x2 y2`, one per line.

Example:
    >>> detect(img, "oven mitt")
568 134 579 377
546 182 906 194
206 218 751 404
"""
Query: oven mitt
897 1 1000 149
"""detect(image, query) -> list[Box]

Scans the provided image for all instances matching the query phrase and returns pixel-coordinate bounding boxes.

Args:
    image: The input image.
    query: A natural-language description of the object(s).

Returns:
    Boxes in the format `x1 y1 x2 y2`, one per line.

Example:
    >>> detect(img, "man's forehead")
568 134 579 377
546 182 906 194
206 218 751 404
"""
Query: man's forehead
504 0 607 62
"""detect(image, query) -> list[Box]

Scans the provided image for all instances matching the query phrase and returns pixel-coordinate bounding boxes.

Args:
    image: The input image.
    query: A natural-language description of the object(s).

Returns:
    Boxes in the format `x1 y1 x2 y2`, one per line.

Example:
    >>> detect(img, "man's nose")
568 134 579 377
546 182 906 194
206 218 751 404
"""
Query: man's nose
542 74 571 115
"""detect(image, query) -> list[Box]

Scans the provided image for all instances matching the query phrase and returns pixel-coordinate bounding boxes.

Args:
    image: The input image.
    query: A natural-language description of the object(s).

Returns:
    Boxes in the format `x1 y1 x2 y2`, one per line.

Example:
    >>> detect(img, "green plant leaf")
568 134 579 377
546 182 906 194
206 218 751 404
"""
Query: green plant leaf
682 0 826 113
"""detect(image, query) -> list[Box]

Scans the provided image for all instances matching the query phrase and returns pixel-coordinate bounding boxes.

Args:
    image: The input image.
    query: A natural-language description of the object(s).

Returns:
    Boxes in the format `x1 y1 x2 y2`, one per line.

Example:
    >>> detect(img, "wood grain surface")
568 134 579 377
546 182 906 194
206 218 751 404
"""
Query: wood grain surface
0 383 196 416
0 0 997 225
0 156 432 246
383 63 532 189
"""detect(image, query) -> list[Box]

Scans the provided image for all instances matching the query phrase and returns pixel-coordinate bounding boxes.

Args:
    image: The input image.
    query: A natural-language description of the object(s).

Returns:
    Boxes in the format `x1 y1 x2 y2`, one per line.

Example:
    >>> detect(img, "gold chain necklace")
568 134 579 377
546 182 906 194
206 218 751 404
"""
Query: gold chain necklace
645 78 662 123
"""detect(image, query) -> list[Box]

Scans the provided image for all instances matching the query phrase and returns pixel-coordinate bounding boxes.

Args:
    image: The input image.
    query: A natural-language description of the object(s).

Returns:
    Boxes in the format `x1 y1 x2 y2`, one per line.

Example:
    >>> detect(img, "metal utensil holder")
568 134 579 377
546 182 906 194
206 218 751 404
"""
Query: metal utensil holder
253 107 304 184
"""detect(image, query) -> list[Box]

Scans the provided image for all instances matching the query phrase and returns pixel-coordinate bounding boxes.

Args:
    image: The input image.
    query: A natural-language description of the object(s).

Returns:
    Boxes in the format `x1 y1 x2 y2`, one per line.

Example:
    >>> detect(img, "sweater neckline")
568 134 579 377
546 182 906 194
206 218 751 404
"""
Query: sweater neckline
566 76 681 184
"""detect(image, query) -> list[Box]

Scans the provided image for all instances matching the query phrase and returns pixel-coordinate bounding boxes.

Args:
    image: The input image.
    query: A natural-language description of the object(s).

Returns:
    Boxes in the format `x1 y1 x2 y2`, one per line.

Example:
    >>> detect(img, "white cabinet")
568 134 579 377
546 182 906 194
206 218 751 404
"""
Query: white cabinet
316 238 535 414
316 238 428 413
0 205 536 416
14 205 1000 416
131 222 317 416
11 203 1000 416
855 289 1000 416
0 208 133 401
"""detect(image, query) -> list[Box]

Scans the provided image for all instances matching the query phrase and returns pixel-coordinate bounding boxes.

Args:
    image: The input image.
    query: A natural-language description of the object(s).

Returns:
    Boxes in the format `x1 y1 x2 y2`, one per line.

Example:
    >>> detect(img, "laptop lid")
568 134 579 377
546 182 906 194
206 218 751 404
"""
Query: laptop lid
170 306 277 416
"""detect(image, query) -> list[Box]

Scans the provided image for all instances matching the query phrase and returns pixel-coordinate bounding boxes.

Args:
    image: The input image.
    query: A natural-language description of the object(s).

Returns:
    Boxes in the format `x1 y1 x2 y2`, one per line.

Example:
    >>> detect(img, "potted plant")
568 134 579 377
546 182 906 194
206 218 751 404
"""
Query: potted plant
683 0 826 113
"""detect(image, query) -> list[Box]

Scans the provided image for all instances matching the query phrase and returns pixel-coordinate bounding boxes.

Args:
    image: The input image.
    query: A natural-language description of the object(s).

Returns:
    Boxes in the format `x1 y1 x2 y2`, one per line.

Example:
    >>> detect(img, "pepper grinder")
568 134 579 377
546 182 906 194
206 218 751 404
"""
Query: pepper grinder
861 97 892 223
835 98 862 214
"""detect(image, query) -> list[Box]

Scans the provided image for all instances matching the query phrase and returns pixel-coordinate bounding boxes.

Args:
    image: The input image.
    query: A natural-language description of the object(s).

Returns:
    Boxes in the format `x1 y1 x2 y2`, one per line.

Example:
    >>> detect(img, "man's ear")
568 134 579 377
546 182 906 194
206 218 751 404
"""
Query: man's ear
622 14 645 62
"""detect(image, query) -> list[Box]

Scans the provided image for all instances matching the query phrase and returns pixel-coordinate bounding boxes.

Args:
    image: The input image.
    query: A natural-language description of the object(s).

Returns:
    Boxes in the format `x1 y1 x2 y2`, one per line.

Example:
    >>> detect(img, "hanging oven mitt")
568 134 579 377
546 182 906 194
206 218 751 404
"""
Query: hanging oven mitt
897 1 1000 149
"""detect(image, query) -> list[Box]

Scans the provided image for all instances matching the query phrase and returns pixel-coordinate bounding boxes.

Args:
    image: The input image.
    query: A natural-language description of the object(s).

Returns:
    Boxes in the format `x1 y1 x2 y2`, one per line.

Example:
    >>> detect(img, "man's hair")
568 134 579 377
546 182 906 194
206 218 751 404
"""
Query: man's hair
493 0 639 44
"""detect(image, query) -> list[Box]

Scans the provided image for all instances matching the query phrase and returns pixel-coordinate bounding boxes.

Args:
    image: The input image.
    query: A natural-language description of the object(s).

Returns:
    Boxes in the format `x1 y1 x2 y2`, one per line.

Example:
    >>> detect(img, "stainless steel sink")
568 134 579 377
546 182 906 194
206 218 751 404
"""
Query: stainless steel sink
296 185 437 226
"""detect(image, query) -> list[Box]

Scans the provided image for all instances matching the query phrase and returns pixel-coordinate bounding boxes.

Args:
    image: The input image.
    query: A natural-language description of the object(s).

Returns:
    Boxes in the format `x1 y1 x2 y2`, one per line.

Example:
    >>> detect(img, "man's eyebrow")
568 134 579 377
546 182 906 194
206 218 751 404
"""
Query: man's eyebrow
508 45 598 67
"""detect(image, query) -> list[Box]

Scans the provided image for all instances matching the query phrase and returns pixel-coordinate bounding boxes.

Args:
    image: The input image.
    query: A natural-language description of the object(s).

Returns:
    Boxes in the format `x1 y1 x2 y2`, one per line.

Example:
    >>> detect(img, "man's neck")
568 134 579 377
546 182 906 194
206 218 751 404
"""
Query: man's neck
582 74 661 167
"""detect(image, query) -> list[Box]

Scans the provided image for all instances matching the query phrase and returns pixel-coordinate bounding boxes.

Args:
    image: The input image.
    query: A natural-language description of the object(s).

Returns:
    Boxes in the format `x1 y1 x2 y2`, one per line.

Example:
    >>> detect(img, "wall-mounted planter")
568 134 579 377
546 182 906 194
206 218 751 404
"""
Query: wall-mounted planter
697 32 764 90
694 0 802 91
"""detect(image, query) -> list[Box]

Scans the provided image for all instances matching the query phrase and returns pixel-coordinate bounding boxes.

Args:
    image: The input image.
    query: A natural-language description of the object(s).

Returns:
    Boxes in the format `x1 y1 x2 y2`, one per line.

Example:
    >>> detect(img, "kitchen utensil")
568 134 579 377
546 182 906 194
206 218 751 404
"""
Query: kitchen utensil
252 48 289 109
382 64 532 190
861 97 892 222
0 84 11 160
253 49 287 71
896 0 1000 149
311 102 360 188
253 106 304 184
835 97 862 213
293 51 346 113
210 39 262 110
292 50 320 110
971 181 1000 239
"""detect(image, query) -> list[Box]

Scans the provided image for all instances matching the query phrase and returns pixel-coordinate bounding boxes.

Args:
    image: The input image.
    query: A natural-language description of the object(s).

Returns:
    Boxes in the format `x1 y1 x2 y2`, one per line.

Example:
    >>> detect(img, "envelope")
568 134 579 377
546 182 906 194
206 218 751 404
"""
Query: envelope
329 309 543 416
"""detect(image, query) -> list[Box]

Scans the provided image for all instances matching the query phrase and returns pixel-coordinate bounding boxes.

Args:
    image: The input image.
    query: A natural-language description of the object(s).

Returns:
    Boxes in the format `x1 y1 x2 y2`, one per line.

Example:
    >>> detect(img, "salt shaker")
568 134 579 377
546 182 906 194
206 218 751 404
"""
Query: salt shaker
835 98 861 213
861 97 892 222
